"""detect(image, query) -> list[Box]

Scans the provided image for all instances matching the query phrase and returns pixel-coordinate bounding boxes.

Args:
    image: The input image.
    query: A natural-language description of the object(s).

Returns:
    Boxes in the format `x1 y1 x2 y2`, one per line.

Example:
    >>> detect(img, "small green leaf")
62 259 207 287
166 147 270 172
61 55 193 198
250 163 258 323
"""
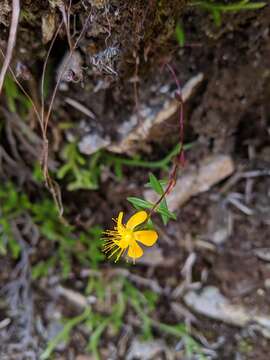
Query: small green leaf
175 23 185 47
146 218 154 229
146 179 168 188
114 161 123 180
32 162 44 183
127 197 153 210
158 200 170 225
157 202 176 221
32 258 55 279
212 9 222 26
8 237 21 259
149 173 164 195
57 163 71 179
3 75 19 112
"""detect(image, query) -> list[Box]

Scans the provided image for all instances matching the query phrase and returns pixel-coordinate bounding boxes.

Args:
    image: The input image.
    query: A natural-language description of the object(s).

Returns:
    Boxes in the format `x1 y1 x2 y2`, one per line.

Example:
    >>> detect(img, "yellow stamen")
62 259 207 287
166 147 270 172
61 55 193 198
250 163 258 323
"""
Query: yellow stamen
102 211 158 263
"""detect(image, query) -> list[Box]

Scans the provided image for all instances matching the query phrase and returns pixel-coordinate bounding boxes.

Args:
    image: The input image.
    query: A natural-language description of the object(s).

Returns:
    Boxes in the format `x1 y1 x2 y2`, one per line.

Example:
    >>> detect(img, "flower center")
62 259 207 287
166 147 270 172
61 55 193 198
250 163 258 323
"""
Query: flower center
119 229 134 249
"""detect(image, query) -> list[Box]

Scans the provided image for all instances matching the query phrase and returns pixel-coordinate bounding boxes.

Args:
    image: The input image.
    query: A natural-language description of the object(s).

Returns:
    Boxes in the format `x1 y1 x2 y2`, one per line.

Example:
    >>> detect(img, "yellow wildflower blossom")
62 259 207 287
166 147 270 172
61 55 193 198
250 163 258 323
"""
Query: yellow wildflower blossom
103 211 158 262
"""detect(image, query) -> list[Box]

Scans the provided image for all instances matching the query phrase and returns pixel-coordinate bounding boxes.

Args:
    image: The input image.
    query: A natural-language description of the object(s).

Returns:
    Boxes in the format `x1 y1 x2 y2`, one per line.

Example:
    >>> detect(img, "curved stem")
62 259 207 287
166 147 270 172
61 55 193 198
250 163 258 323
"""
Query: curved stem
106 142 193 169
0 0 20 94
149 63 186 218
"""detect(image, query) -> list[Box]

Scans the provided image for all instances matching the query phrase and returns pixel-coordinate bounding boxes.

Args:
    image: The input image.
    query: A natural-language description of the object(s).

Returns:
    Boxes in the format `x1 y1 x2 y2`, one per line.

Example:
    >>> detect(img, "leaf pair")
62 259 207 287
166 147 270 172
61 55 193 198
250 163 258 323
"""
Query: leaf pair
127 173 176 225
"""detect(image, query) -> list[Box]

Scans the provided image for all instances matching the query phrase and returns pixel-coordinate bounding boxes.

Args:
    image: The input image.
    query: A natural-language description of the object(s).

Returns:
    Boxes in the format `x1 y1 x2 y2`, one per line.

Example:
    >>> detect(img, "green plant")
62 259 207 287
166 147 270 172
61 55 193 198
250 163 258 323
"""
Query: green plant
190 0 266 26
40 275 206 359
127 173 176 225
175 1 266 60
0 182 104 278
57 142 101 191
76 227 105 269
86 291 126 358
40 276 126 360
56 142 193 192
41 307 92 360
0 182 30 258
125 281 207 359
3 75 31 114
56 142 194 191
105 142 193 180
1 180 203 359
175 22 186 47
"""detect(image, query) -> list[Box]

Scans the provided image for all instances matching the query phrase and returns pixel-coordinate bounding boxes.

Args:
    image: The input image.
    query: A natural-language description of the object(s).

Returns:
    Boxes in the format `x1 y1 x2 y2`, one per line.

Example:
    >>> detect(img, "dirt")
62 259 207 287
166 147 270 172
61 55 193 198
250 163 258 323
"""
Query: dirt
1 1 270 359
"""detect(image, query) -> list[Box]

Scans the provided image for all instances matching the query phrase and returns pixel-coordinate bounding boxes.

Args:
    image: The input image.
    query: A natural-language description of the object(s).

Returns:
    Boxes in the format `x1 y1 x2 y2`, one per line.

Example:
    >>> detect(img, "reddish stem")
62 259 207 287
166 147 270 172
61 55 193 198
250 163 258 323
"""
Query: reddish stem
149 63 185 217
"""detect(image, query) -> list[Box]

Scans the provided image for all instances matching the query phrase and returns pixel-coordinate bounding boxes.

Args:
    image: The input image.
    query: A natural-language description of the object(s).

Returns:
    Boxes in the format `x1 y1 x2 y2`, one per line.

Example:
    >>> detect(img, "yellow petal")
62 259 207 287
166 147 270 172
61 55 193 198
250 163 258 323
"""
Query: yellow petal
117 212 125 234
126 211 147 230
134 230 158 246
127 241 143 259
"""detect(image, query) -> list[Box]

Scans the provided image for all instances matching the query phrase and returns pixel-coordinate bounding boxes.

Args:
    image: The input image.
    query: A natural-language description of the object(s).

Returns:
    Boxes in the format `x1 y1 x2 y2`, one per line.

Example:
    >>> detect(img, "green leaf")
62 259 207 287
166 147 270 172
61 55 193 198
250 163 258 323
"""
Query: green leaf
127 197 153 210
114 161 123 180
127 196 176 223
3 75 19 112
175 23 185 47
87 317 111 359
8 237 21 259
146 179 168 188
149 173 163 195
32 162 44 183
3 75 31 114
158 199 170 225
57 163 71 179
157 202 176 221
32 258 56 279
212 9 222 26
146 218 154 229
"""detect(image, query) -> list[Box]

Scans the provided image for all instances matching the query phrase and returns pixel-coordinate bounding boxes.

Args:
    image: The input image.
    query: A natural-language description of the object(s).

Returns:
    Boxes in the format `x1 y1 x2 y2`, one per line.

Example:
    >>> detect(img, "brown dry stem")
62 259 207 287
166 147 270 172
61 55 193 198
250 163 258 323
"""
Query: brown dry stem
0 0 20 94
40 11 92 216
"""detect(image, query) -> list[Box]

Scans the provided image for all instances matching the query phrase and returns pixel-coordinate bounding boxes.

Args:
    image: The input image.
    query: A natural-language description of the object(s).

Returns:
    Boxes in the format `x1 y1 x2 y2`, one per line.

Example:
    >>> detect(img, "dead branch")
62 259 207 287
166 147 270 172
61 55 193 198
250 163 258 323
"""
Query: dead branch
43 11 92 134
65 97 96 119
58 0 73 50
41 21 64 133
0 0 20 94
0 47 42 127
41 11 92 216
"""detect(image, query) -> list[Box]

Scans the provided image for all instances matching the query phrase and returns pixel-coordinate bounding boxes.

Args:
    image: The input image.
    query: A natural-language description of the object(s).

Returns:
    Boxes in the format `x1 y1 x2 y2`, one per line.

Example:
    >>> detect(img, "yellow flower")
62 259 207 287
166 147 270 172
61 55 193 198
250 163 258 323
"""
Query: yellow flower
103 211 158 262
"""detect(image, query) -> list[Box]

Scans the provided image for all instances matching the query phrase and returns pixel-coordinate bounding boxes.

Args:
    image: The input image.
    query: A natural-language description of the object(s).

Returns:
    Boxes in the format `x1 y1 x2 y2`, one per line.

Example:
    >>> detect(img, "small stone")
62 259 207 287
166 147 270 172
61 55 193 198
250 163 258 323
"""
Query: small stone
208 204 231 245
137 246 164 266
78 133 110 155
184 286 270 338
254 248 270 262
145 155 235 211
127 339 166 360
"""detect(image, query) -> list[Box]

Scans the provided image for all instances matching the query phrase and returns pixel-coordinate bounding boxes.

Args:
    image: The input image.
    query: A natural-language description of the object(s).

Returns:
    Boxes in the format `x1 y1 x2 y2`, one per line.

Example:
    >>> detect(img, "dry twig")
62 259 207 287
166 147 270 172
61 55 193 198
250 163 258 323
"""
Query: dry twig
0 0 20 93
40 11 92 215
